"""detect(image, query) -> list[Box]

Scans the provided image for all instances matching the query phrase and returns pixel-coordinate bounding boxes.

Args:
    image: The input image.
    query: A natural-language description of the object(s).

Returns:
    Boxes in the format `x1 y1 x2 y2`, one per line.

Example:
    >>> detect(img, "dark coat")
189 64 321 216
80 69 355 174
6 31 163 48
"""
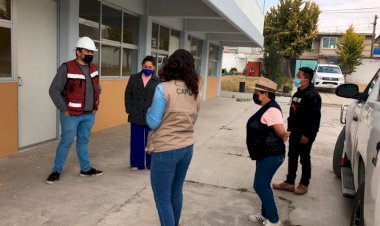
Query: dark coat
288 84 322 141
246 100 285 160
124 72 161 125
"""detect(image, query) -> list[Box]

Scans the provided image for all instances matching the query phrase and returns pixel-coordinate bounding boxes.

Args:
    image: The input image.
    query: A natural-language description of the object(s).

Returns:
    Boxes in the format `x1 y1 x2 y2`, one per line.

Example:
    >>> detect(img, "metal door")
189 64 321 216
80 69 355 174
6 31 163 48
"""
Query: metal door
16 0 58 147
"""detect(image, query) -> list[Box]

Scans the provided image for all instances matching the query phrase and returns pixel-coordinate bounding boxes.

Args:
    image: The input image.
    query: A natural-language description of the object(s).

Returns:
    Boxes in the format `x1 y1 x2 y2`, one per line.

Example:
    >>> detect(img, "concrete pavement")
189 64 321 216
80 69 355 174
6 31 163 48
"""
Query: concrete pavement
0 93 354 226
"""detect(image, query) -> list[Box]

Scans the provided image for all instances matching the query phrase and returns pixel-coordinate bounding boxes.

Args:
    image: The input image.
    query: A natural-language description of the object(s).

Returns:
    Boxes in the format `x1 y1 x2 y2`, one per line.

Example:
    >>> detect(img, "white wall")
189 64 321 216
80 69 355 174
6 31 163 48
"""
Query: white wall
222 53 246 72
346 59 380 85
234 0 264 34
222 53 263 72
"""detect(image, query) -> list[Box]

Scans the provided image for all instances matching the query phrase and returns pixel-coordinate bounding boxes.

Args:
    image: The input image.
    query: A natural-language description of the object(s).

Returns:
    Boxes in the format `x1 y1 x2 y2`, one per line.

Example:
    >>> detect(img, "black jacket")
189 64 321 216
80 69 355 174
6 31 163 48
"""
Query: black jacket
124 72 161 125
288 84 321 141
246 100 285 160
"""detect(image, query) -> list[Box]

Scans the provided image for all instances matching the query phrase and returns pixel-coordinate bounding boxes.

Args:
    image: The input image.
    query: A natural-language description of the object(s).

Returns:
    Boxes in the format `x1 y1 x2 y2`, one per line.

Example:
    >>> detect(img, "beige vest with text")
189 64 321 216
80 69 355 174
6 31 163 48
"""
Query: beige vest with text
146 80 200 153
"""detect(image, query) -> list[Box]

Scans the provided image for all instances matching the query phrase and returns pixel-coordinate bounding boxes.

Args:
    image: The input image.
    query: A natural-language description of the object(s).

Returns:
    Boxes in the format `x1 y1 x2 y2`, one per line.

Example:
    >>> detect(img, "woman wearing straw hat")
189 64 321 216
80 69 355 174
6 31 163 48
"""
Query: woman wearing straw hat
246 77 290 226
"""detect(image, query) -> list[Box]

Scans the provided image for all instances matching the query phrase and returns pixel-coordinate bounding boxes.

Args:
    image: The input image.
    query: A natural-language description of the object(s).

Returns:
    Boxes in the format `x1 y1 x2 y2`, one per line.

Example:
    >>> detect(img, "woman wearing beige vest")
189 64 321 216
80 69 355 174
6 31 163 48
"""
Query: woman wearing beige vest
146 49 200 226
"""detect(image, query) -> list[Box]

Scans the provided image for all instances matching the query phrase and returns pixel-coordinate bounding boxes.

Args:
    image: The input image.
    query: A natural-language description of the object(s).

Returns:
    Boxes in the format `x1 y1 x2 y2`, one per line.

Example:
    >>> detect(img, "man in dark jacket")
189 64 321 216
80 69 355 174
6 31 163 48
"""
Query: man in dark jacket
124 56 161 170
273 67 321 195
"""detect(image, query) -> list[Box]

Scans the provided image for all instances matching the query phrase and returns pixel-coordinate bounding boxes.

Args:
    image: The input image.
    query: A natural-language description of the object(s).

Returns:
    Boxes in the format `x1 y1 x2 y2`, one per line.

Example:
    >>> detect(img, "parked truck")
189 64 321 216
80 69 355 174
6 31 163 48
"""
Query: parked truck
333 68 380 226
313 64 345 90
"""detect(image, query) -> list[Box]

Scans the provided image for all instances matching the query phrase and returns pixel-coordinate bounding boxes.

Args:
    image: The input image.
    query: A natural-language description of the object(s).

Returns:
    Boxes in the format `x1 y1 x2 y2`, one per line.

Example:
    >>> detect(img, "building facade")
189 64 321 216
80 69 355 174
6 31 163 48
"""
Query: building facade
0 0 264 157
296 32 374 72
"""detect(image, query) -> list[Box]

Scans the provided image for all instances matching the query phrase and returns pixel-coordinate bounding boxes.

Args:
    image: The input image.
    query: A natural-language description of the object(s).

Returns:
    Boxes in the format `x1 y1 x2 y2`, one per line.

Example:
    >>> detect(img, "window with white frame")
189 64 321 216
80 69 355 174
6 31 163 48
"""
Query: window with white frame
208 44 219 76
322 37 337 49
190 36 203 74
79 0 139 77
0 0 12 78
151 23 180 71
151 23 168 69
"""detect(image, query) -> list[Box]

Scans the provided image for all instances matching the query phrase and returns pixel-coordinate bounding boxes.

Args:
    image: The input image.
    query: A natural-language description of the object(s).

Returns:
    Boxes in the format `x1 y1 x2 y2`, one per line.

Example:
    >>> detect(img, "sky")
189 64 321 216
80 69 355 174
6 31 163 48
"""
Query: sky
256 0 380 35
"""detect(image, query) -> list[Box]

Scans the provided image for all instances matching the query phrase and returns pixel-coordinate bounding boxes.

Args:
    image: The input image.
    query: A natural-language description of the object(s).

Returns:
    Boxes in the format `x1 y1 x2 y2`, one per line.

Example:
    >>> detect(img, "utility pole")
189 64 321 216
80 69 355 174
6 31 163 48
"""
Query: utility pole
370 15 378 58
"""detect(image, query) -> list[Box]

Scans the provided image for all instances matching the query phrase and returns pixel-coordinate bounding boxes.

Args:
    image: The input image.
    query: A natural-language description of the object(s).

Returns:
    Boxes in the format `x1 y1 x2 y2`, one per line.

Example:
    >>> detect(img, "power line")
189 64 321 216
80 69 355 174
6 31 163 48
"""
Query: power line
318 23 371 28
318 14 376 19
321 11 380 14
318 25 373 29
321 7 380 12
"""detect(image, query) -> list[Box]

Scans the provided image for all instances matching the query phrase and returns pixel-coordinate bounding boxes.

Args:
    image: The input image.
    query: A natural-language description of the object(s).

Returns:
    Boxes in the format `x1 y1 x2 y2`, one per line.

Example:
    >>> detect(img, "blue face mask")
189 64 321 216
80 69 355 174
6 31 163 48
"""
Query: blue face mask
294 78 301 88
143 68 154 76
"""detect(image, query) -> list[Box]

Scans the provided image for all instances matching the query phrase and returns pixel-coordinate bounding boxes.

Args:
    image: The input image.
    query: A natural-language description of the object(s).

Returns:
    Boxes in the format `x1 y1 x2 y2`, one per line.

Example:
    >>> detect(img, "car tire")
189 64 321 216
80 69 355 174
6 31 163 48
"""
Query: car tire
350 182 365 226
333 126 345 177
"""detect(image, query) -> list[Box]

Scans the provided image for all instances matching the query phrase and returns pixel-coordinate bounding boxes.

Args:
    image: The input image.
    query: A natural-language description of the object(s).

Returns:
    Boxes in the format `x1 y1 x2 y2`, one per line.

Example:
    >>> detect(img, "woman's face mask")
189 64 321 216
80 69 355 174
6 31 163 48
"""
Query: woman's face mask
142 61 155 76
143 68 154 76
253 93 262 105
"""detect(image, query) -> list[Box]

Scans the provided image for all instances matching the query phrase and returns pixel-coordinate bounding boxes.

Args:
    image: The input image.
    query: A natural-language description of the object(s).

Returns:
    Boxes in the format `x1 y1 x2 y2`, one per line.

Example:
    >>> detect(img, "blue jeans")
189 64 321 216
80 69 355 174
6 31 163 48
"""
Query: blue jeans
52 112 95 173
130 123 151 169
254 154 285 223
150 145 193 226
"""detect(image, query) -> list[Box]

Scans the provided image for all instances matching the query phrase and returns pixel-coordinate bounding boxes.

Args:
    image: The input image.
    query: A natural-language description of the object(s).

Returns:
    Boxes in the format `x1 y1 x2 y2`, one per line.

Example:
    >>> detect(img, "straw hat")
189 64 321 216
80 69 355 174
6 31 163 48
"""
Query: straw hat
254 77 277 93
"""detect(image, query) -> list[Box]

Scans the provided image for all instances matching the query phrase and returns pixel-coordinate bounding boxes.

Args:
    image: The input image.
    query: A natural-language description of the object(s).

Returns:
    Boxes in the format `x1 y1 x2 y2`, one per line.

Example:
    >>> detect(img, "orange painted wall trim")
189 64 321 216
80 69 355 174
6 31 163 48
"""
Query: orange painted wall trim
0 83 18 157
92 80 128 131
93 76 218 132
206 76 218 100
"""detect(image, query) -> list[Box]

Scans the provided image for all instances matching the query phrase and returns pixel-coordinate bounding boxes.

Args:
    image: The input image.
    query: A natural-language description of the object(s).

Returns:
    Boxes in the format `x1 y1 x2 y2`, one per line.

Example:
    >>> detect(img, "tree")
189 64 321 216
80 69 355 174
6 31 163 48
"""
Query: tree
264 0 320 79
263 45 282 81
336 25 365 76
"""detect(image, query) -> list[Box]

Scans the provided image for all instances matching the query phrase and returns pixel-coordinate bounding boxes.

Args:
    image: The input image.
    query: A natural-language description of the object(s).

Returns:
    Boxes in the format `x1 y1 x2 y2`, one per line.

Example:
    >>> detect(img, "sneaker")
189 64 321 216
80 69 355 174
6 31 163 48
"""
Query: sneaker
272 182 295 192
46 172 60 184
264 220 281 225
80 167 104 177
130 167 138 171
248 212 267 223
294 184 308 195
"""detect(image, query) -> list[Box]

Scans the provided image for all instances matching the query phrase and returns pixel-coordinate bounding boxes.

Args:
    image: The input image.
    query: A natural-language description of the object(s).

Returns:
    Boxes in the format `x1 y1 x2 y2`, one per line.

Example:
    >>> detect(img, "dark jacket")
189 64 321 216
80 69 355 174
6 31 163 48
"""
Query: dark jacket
246 100 286 160
288 84 321 141
124 72 161 125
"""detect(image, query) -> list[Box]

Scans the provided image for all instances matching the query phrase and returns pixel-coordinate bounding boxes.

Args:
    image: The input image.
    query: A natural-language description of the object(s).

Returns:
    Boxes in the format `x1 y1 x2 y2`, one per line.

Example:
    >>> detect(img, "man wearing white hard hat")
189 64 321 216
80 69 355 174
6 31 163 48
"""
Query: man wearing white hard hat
46 36 103 184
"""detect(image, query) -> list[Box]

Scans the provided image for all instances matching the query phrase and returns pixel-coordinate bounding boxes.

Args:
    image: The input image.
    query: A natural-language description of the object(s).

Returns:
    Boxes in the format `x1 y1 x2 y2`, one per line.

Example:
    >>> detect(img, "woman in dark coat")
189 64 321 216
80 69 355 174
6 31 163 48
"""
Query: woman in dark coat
124 56 161 170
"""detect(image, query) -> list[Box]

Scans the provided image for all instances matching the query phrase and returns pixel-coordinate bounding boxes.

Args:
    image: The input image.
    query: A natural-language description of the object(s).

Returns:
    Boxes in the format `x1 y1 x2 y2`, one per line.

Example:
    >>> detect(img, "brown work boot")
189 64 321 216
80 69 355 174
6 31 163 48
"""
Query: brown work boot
272 182 295 192
294 184 308 195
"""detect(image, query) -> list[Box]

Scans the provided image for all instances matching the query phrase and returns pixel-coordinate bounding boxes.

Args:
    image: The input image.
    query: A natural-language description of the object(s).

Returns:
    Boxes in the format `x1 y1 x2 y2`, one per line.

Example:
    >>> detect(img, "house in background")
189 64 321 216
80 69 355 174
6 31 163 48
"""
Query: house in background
298 32 380 87
296 32 374 74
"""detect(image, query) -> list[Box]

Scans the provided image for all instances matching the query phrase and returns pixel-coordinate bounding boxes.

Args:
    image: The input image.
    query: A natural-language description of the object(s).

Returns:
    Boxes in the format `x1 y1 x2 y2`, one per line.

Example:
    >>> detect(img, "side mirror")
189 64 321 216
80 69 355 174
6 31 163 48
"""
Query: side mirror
335 84 359 99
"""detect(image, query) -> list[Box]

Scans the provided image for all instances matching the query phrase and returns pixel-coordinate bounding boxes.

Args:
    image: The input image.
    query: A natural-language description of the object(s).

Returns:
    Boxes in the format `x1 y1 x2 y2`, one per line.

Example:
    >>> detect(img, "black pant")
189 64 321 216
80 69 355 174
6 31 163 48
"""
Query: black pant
285 133 314 186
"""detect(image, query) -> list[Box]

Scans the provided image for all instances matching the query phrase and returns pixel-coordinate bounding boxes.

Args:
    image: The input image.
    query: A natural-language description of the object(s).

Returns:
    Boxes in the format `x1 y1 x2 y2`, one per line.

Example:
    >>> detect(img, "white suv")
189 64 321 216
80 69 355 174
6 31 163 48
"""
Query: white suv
313 64 345 89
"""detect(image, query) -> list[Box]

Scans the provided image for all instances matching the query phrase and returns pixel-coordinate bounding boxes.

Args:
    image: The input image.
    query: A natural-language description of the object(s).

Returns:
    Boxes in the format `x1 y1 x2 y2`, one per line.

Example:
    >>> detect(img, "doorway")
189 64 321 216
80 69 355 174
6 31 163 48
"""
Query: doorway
16 0 58 148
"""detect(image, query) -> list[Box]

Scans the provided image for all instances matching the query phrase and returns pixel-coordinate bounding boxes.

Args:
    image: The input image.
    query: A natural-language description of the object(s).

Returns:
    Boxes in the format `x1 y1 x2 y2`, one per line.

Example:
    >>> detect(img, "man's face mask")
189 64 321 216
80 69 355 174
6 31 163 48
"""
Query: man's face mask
143 68 154 76
294 78 301 88
253 93 262 105
83 55 94 64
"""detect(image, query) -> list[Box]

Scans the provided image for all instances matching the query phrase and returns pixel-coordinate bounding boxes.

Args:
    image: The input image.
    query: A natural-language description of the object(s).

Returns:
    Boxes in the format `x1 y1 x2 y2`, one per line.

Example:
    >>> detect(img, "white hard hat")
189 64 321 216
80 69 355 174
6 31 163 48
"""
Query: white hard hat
76 36 98 51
